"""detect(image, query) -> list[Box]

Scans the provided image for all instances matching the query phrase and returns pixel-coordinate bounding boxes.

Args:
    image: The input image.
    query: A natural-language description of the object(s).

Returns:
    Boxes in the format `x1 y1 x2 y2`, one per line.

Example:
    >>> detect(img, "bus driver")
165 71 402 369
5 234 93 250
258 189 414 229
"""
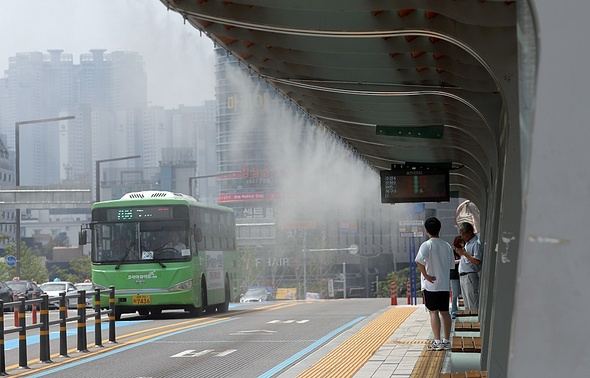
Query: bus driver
165 232 187 251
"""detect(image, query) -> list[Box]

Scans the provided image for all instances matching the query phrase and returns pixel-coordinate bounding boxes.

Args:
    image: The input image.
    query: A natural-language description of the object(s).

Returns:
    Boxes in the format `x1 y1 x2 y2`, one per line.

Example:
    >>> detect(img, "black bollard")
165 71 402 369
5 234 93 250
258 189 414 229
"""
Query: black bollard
58 292 69 358
94 288 103 347
108 286 117 343
76 291 88 353
17 295 29 369
0 300 6 375
39 294 52 363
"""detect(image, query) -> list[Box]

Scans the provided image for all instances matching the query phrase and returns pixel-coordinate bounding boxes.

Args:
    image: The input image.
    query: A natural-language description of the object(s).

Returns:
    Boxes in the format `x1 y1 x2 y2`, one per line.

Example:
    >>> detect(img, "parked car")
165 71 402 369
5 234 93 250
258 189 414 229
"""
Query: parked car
75 281 95 307
239 287 270 303
0 281 14 311
5 279 43 310
39 281 78 309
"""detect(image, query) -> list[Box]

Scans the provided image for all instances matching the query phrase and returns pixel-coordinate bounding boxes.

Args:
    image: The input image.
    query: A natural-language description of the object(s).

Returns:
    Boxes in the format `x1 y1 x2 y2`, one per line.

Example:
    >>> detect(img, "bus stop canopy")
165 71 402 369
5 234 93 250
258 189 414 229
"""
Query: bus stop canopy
162 0 520 214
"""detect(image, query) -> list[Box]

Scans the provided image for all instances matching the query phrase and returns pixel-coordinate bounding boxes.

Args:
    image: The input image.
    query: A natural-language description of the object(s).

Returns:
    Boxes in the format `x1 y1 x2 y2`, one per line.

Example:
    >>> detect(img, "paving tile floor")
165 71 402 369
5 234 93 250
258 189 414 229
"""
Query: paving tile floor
354 304 450 378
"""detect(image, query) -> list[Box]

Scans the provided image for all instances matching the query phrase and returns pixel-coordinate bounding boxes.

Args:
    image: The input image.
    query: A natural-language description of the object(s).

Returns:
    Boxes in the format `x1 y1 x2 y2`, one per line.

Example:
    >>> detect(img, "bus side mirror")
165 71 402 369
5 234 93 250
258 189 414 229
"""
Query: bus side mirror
78 230 87 246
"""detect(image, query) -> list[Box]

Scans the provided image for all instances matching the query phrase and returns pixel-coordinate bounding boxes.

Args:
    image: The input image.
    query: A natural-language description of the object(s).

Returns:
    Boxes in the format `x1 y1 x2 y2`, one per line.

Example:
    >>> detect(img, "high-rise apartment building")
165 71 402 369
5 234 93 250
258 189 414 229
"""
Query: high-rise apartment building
79 50 146 197
140 105 169 170
172 102 217 203
0 136 15 249
0 51 77 185
0 49 147 188
215 50 283 220
137 102 217 202
194 100 218 204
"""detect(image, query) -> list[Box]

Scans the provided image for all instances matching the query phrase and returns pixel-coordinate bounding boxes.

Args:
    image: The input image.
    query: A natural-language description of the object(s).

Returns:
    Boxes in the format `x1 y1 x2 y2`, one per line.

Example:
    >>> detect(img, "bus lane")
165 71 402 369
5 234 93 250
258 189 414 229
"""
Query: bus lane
3 301 289 377
5 299 392 378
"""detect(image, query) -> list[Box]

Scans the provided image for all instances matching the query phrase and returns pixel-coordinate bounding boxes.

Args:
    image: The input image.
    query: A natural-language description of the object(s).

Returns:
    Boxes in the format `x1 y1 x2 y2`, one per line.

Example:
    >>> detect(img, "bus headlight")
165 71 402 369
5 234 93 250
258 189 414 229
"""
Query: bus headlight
168 279 193 292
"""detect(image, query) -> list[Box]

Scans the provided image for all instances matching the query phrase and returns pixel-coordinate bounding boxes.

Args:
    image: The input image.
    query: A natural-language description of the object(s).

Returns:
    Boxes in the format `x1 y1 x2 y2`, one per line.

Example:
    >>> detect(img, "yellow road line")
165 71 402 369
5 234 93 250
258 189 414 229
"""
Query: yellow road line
297 306 417 378
6 317 231 377
261 301 302 311
7 301 306 376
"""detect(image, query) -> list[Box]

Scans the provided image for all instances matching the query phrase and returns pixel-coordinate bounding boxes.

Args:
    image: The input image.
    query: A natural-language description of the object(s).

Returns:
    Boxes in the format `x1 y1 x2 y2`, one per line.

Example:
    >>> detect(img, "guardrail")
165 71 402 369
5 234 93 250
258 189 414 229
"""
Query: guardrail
0 286 116 374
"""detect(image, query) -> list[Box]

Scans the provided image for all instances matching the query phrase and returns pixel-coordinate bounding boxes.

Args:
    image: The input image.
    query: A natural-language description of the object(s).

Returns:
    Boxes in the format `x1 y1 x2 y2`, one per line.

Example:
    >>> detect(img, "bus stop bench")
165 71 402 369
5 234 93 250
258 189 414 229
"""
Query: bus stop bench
454 321 480 332
454 309 478 317
451 336 482 353
439 371 487 378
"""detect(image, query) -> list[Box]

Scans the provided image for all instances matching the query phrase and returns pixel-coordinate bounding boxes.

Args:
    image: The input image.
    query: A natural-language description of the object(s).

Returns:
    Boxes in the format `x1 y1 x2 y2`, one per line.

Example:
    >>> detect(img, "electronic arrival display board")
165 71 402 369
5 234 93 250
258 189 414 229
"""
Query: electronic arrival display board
380 164 450 204
106 206 172 221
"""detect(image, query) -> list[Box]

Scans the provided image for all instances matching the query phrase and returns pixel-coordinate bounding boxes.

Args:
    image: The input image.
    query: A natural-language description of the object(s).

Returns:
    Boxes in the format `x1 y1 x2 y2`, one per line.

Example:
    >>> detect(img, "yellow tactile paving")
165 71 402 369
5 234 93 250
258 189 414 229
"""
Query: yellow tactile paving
410 345 446 378
296 306 417 378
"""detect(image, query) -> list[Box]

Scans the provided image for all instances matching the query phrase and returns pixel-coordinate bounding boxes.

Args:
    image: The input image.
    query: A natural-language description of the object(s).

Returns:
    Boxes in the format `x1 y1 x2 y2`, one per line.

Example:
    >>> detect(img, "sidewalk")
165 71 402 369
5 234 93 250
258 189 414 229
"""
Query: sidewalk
353 304 451 378
280 300 479 378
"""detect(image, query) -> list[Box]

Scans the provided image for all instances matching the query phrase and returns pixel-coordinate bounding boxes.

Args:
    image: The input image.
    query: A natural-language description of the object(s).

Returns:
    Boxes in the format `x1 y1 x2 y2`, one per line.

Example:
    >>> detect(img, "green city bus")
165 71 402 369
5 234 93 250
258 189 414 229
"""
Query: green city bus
80 190 238 320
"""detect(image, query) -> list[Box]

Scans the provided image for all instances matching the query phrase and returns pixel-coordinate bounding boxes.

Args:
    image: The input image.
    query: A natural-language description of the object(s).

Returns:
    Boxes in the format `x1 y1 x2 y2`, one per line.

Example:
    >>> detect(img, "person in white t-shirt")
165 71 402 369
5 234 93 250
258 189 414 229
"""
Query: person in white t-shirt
415 217 455 351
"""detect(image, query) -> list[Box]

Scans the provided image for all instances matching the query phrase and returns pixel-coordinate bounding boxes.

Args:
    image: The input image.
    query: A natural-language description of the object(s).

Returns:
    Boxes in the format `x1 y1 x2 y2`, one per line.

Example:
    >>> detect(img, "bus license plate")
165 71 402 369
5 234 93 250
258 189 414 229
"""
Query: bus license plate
132 295 151 305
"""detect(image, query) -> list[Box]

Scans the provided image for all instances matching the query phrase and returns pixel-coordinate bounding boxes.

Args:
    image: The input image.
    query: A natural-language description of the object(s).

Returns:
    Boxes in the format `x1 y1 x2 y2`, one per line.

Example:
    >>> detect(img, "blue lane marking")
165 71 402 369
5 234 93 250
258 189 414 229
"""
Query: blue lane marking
6 303 239 350
3 320 147 351
258 316 366 378
26 317 237 377
4 303 239 351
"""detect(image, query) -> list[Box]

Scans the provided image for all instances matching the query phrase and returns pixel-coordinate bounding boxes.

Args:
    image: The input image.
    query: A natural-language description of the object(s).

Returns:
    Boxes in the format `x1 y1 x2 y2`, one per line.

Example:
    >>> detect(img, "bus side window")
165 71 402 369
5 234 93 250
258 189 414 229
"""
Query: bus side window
194 227 203 243
193 227 203 255
195 231 205 253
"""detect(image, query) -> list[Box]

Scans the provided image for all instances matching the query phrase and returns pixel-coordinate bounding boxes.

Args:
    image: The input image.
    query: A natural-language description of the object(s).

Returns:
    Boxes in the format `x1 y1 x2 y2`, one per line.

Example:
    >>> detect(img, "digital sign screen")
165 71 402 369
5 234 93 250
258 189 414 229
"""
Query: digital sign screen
107 207 172 221
380 165 450 204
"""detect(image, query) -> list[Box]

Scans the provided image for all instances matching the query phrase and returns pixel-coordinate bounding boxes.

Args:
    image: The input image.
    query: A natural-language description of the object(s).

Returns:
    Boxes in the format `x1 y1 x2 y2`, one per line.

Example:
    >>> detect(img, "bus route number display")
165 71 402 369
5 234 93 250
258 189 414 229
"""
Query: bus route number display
380 167 449 204
108 207 172 221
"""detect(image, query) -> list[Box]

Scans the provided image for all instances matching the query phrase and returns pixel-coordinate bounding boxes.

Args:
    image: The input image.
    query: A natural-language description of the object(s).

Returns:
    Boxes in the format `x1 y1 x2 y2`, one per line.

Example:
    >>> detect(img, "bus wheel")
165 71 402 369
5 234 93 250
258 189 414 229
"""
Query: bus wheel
205 305 216 313
114 308 122 321
188 305 202 317
201 277 208 310
216 300 229 313
216 278 230 313
138 309 149 316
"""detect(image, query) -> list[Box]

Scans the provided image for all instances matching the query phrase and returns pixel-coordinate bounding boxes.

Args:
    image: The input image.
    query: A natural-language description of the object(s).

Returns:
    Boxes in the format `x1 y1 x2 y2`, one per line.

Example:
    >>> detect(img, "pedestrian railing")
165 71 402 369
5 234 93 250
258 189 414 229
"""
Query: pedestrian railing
0 286 117 374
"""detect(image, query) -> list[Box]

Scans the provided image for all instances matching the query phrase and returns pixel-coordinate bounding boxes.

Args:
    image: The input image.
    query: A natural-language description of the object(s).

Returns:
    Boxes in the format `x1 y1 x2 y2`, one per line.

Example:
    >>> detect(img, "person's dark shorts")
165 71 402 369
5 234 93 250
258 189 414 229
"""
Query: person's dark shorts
423 290 450 312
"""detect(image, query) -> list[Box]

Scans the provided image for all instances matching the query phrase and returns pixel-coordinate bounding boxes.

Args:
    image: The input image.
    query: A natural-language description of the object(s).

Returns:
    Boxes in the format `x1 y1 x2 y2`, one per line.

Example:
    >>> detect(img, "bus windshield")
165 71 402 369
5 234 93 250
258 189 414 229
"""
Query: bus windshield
92 220 191 264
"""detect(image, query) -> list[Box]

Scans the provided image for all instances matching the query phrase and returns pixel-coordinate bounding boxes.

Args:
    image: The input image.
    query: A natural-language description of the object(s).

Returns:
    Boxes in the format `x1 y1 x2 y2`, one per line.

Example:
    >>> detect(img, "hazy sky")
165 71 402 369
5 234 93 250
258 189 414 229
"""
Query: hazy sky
0 0 216 108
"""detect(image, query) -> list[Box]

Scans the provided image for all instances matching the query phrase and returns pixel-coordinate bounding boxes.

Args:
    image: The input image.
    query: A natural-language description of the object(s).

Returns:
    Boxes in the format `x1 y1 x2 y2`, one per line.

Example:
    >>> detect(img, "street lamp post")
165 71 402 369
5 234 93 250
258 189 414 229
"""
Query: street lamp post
15 115 75 277
95 155 141 202
188 171 241 198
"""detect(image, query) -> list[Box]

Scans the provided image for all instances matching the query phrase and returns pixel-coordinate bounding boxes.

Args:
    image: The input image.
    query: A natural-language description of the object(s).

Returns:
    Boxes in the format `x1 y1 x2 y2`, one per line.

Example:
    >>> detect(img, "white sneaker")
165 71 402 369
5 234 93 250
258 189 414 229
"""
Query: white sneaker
441 341 451 350
428 341 444 351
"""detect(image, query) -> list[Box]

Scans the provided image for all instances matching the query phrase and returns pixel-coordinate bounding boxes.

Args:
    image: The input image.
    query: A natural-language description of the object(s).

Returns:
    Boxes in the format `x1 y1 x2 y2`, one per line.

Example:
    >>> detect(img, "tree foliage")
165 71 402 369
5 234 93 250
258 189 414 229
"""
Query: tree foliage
238 246 264 293
49 256 91 283
375 266 422 297
0 243 49 283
